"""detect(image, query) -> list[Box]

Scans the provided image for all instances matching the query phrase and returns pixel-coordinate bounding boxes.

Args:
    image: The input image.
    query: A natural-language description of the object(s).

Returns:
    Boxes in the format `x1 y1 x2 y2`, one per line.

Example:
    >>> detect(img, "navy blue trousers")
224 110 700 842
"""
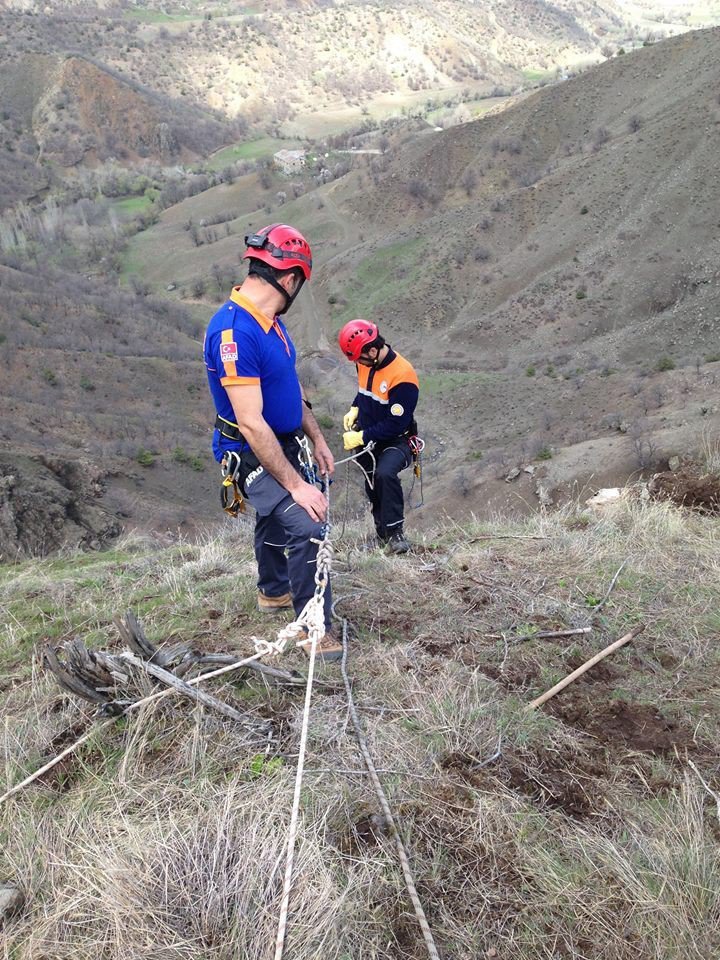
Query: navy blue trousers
356 442 412 538
244 465 332 631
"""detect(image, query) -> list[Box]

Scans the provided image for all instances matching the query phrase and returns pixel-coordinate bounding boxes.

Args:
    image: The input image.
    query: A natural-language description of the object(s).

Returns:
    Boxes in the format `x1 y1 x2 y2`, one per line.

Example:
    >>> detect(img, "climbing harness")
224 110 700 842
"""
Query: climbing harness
407 434 425 509
218 431 328 520
220 450 245 517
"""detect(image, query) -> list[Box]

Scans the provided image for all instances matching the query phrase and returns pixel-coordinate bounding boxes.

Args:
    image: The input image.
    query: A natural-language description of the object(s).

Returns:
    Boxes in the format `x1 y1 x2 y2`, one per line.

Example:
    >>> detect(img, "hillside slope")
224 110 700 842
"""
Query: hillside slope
1 0 702 141
122 27 720 517
0 256 217 556
1 502 719 957
0 53 235 208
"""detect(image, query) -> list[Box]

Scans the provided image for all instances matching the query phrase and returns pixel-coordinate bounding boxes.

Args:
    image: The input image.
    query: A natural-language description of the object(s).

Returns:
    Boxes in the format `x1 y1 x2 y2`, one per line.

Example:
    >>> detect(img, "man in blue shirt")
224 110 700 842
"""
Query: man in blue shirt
204 224 341 661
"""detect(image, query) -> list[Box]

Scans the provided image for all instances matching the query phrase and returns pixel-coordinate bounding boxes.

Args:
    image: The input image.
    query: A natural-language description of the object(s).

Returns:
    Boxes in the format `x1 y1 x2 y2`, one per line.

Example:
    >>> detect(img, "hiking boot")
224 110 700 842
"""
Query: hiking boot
257 590 293 613
386 532 410 555
298 627 343 663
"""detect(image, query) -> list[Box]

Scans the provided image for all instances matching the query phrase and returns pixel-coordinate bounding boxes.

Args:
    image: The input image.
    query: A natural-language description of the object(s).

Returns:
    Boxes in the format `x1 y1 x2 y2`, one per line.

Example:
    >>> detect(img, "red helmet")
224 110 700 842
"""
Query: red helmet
243 224 312 280
338 319 379 362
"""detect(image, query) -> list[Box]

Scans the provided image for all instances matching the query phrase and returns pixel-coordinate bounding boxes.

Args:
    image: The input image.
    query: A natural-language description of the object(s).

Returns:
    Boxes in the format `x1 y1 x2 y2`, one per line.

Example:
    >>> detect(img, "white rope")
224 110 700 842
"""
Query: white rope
272 486 333 960
338 618 441 960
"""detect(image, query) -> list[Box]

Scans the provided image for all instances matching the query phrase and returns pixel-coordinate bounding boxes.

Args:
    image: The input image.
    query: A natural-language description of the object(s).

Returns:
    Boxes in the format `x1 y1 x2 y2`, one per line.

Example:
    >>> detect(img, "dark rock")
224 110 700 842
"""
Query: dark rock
0 454 123 560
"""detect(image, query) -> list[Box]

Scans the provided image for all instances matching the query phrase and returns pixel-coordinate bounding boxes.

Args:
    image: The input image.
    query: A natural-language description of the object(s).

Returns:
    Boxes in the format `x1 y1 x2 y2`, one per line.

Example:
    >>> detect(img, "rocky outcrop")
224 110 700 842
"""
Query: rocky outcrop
0 454 122 560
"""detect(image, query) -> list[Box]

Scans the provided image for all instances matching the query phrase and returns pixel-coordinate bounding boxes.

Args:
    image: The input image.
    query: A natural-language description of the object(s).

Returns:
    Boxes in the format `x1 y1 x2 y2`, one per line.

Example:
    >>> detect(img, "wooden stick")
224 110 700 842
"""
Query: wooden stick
121 653 268 729
486 627 592 641
468 535 548 542
525 624 645 711
594 558 629 612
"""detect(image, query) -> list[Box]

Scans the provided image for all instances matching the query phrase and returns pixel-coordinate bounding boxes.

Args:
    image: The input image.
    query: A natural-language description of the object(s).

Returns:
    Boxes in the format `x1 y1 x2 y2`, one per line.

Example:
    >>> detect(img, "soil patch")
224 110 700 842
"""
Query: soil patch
649 467 720 514
548 690 682 753
442 744 611 819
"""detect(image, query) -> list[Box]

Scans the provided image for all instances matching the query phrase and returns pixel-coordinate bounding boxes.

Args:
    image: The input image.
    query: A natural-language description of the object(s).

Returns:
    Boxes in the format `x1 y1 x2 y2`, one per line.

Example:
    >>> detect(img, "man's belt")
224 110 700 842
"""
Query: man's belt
215 414 246 442
214 414 300 447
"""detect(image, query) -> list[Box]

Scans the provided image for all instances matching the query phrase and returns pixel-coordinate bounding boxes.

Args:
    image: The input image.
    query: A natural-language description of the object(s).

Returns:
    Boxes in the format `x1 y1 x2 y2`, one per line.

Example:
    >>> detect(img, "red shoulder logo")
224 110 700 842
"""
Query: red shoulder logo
220 341 239 363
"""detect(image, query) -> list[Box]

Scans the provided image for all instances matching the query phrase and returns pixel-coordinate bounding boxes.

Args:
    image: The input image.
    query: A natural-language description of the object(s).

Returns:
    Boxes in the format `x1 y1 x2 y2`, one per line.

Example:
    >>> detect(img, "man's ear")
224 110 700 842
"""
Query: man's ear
281 271 300 294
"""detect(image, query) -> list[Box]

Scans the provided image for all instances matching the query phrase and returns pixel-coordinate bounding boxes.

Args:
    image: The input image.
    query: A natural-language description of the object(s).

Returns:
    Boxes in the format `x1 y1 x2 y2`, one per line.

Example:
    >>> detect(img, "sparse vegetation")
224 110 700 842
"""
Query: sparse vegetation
2 503 720 957
136 448 156 466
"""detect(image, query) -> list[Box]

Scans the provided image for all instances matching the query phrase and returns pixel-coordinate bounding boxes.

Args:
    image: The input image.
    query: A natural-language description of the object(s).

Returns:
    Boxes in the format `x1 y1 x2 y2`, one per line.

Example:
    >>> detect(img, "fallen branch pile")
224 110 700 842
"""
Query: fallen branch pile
43 611 306 723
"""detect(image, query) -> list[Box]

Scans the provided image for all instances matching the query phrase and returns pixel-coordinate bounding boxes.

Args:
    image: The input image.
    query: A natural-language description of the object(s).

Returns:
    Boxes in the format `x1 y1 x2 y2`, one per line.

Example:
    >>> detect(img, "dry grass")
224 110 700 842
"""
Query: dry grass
2 500 720 958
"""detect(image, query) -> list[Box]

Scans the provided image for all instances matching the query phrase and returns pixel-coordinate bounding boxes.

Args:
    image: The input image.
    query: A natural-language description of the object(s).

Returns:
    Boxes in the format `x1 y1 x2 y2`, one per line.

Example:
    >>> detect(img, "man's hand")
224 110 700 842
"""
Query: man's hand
290 479 328 522
313 437 335 478
343 406 359 431
343 429 364 451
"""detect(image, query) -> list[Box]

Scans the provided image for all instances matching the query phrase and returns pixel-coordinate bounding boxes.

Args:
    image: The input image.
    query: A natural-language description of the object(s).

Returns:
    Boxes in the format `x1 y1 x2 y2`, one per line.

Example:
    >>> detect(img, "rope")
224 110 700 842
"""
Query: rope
272 483 333 960
335 442 377 541
338 618 441 960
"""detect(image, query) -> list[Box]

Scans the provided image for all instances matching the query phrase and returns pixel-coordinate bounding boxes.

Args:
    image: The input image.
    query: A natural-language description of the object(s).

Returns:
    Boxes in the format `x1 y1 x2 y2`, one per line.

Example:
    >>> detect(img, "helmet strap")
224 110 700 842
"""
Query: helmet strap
249 262 304 314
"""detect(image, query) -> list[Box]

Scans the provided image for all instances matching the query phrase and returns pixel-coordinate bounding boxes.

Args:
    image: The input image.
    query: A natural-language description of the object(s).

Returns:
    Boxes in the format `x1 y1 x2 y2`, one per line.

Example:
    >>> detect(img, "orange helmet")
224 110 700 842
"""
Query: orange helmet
338 319 379 362
243 224 312 280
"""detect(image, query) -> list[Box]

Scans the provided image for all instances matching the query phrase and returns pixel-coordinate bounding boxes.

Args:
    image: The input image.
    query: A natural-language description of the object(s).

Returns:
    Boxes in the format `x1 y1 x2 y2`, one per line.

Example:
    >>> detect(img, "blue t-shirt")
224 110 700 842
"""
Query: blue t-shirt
204 288 302 461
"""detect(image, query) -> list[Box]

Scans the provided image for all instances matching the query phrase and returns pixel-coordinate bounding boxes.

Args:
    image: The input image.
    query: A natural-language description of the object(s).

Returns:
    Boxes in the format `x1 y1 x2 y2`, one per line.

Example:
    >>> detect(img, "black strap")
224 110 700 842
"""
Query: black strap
214 415 301 448
215 415 246 442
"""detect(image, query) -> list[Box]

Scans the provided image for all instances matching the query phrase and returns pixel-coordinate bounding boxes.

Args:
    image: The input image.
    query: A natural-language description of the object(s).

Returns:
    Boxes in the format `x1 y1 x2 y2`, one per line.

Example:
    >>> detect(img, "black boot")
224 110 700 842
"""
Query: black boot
386 529 410 554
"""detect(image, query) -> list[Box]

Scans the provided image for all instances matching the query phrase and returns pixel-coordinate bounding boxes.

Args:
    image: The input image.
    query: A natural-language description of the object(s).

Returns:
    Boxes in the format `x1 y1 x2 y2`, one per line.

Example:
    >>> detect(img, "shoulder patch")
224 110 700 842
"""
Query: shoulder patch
390 403 405 417
220 341 239 363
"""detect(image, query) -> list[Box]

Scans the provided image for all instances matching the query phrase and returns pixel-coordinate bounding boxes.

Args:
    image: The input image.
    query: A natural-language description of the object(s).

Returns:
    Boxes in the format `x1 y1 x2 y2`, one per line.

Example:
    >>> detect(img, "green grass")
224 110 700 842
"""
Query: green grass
124 8 204 22
331 237 427 326
420 371 489 396
111 196 155 217
204 137 303 171
521 68 554 84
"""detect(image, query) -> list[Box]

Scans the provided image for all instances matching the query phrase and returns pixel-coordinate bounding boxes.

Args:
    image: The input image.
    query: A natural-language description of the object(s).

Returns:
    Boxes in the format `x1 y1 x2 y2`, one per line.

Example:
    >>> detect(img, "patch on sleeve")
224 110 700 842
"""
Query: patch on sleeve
220 341 239 363
390 403 405 417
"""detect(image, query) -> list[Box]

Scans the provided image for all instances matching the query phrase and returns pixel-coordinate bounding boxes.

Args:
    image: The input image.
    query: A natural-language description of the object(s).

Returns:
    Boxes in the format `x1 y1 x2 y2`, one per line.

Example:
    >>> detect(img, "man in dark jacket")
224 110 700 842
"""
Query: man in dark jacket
338 319 419 554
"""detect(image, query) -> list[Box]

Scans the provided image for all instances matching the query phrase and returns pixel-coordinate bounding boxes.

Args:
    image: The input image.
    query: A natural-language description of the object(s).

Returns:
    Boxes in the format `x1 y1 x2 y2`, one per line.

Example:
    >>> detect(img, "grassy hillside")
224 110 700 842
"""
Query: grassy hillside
2 0 711 187
119 27 720 521
1 497 719 956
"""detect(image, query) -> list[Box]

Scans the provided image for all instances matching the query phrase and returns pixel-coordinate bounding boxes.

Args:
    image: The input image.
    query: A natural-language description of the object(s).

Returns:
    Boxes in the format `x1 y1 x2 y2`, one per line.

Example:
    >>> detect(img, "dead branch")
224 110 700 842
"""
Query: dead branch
1 652 271 808
594 558 629 612
44 612 307 712
468 534 549 542
486 627 592 641
121 652 268 729
525 624 646 711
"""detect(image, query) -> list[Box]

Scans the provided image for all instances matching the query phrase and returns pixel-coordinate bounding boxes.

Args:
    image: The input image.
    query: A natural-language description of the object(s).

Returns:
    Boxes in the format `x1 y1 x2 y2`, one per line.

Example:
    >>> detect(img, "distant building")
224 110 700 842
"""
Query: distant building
273 149 306 176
